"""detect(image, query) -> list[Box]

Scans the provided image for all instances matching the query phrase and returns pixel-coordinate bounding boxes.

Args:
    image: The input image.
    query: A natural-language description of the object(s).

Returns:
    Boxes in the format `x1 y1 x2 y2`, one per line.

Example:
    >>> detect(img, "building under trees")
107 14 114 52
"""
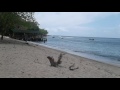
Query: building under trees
0 12 48 41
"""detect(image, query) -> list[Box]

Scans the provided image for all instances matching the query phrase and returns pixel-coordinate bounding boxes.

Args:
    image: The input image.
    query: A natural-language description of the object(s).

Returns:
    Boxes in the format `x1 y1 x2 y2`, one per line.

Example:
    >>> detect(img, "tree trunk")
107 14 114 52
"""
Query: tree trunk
1 32 4 40
1 28 4 40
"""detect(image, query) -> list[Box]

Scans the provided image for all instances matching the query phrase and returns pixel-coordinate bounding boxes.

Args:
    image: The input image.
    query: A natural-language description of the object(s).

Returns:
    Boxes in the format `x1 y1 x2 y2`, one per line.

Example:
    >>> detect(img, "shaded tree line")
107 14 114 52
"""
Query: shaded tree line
0 12 48 40
40 29 48 35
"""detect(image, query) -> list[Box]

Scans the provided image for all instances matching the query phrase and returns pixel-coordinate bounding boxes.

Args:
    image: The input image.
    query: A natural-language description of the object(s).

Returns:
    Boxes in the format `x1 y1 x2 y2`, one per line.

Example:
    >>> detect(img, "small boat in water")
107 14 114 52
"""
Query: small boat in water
89 38 94 40
61 37 64 39
59 36 64 39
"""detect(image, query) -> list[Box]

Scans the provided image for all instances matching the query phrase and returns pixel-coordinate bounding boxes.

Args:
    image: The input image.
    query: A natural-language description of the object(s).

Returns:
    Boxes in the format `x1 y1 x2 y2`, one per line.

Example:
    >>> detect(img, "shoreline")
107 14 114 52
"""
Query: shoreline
28 41 120 68
0 37 120 78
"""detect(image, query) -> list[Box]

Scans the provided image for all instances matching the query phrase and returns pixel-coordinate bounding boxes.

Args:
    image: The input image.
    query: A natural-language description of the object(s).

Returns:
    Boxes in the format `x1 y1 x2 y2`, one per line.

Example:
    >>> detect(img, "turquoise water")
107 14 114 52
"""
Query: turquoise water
34 36 120 67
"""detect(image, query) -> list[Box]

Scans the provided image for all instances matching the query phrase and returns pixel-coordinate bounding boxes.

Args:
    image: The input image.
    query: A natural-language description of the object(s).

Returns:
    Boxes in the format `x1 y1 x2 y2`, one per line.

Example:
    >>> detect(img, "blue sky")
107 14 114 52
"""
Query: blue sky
34 12 120 38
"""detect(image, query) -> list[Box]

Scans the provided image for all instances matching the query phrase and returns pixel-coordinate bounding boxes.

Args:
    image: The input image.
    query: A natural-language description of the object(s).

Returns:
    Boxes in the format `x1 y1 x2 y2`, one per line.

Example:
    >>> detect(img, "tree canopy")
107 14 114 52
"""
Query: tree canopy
0 12 48 40
39 29 48 35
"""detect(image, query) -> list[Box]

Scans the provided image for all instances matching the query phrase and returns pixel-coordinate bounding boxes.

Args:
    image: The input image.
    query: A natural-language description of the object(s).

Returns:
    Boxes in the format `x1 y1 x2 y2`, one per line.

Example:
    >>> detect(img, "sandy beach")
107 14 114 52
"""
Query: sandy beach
0 37 120 78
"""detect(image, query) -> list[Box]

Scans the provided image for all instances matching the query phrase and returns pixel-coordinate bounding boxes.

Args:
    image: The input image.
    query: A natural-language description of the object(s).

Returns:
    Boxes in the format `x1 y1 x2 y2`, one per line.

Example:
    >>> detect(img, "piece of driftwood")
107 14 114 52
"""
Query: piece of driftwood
69 63 79 71
47 53 66 67
57 53 65 65
47 56 57 67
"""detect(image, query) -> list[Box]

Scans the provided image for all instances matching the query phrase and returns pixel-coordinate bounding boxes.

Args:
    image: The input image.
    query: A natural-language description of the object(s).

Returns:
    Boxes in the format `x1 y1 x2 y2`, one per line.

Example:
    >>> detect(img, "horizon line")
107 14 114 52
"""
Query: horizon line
47 34 120 39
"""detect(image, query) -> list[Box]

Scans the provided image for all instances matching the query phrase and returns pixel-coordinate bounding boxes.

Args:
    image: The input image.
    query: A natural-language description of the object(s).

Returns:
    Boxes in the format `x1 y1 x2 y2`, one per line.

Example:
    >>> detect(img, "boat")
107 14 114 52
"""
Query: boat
89 38 94 40
60 36 64 39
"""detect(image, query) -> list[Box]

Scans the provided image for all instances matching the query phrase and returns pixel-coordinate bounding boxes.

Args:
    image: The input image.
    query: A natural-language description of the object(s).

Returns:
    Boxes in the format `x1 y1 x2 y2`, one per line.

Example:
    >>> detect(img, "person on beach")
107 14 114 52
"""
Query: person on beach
46 38 47 42
24 33 28 42
43 38 46 43
44 40 45 43
43 38 47 43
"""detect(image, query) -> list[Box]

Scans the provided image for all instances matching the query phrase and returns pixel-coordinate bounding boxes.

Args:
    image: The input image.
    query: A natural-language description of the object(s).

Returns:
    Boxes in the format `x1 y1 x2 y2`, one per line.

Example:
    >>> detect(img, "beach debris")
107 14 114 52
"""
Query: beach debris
26 42 29 45
47 56 57 67
25 42 30 46
47 52 66 67
57 53 65 64
69 63 79 71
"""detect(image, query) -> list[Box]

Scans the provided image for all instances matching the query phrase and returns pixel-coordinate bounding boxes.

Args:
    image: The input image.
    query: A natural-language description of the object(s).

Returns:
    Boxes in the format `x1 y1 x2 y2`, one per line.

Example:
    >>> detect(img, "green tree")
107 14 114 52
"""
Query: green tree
40 29 48 35
0 12 36 40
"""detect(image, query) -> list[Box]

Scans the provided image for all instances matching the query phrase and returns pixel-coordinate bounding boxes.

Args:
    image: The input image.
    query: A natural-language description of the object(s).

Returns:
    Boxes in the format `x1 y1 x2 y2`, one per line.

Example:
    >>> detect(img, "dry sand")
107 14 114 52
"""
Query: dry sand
0 37 120 78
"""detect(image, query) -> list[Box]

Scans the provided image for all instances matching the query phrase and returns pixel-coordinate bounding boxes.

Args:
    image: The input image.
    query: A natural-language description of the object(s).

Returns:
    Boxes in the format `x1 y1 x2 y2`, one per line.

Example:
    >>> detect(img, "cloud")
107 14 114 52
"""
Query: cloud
34 12 120 37
35 12 120 27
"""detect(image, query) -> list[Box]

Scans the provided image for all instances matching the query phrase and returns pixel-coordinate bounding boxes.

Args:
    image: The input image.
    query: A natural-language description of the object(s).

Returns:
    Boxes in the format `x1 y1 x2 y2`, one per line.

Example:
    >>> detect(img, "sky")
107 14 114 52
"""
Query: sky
34 12 120 38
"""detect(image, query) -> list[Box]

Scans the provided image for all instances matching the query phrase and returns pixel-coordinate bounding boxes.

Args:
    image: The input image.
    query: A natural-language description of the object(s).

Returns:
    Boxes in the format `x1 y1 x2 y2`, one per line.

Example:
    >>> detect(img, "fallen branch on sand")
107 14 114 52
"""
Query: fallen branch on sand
47 53 66 67
69 63 79 71
47 53 79 71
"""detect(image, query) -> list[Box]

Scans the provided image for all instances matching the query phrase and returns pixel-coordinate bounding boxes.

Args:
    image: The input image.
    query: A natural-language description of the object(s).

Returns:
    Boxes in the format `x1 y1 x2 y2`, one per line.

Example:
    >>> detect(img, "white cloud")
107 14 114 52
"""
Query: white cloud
35 12 120 27
34 12 120 37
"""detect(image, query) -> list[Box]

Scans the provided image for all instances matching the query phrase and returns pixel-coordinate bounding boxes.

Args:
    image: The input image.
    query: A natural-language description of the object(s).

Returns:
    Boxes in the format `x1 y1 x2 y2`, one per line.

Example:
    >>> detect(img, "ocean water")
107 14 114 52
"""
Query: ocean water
34 36 120 67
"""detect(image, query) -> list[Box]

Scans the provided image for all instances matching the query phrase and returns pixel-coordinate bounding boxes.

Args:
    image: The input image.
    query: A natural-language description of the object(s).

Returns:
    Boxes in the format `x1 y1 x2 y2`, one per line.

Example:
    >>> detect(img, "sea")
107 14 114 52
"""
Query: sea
31 35 120 67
